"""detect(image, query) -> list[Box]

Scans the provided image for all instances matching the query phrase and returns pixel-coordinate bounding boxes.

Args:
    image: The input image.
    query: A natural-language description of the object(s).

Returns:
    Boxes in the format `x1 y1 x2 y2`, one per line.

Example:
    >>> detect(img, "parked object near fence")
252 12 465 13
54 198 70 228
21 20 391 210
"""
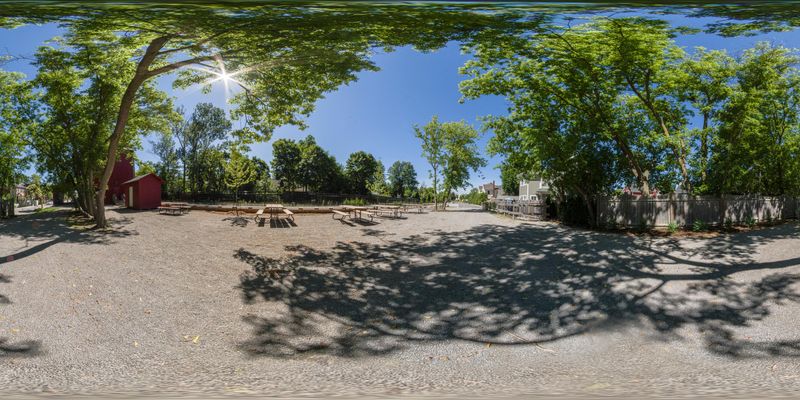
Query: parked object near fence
597 195 800 228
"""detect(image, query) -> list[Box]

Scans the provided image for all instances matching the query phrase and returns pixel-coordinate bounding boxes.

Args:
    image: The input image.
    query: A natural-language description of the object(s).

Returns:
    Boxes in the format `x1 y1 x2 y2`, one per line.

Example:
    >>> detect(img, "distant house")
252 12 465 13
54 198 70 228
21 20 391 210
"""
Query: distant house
15 184 27 199
480 181 504 199
519 177 549 202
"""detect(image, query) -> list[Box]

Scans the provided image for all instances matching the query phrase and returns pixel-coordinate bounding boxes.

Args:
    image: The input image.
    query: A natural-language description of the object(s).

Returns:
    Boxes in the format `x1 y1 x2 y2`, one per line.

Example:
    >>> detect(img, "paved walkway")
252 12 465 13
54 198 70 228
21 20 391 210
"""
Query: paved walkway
1 207 799 397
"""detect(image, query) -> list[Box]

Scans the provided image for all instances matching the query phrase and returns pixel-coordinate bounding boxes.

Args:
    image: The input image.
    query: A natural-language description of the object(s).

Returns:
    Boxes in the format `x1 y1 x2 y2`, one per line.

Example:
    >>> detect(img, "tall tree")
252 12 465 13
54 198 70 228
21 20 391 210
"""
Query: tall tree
414 116 446 210
150 130 180 195
271 138 302 192
2 3 525 227
177 103 231 196
711 43 800 196
387 161 418 198
439 121 486 209
344 151 379 195
0 69 34 218
224 145 257 205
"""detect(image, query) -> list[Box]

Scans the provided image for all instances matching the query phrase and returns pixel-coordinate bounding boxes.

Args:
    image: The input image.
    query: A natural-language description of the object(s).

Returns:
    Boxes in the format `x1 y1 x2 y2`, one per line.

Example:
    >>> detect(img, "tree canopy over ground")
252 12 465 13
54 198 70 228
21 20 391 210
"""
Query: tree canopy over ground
2 2 800 224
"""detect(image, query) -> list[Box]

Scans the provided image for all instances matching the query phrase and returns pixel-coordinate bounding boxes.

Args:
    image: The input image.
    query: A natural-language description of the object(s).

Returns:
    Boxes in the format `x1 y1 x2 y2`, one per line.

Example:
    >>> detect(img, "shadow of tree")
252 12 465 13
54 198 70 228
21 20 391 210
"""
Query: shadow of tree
234 222 800 358
0 273 42 358
224 216 252 227
0 208 134 358
0 209 137 265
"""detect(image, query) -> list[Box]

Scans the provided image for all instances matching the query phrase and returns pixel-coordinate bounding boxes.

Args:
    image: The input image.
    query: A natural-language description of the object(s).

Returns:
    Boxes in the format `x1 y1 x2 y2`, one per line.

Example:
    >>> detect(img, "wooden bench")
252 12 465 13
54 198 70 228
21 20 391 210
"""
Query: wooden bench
255 209 265 223
158 206 182 216
359 210 376 221
332 209 349 220
282 208 294 222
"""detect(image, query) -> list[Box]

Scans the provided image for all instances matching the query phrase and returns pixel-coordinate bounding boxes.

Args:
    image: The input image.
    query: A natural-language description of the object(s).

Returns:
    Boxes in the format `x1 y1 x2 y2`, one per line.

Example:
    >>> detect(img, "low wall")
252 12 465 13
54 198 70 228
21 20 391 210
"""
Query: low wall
172 204 336 214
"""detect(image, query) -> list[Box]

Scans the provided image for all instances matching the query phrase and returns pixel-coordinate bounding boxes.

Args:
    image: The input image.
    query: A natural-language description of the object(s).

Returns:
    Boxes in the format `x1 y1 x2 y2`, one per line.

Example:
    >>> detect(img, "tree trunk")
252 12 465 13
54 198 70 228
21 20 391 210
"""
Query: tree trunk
432 169 439 211
95 37 170 228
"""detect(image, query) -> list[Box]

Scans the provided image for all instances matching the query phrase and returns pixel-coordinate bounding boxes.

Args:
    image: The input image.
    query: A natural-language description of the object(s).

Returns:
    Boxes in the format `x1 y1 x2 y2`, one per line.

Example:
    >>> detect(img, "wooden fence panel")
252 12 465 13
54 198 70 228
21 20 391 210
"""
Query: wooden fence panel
597 195 798 227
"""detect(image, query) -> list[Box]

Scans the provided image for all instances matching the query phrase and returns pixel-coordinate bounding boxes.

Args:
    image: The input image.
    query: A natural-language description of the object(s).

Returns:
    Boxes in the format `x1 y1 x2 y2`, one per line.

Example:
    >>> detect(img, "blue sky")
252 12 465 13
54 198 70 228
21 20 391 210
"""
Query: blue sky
3 9 800 191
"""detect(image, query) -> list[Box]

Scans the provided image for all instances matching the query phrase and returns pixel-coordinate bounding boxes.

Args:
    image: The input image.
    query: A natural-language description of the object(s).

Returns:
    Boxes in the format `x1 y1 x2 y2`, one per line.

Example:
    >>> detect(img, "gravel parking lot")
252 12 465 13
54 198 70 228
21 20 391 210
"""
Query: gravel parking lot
1 206 799 398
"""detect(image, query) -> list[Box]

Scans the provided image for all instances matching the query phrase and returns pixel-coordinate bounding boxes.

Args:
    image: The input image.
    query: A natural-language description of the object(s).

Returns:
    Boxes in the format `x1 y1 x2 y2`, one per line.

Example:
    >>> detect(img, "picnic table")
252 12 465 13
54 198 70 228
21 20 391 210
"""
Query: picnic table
255 204 294 223
158 206 183 215
163 202 191 214
374 204 402 218
341 206 375 221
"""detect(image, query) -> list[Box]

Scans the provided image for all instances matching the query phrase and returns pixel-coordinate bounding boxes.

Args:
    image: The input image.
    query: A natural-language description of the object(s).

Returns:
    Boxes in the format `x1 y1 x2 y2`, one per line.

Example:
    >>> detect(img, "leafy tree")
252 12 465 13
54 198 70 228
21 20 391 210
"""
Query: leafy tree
150 130 180 195
297 135 341 192
669 48 737 190
2 3 525 227
344 151 379 195
460 17 699 223
387 161 418 198
414 116 446 210
369 160 389 195
710 43 800 196
0 69 34 218
28 39 174 217
176 103 231 196
224 145 257 204
25 175 47 209
499 163 520 196
439 121 486 209
271 138 302 191
250 157 271 193
136 161 157 176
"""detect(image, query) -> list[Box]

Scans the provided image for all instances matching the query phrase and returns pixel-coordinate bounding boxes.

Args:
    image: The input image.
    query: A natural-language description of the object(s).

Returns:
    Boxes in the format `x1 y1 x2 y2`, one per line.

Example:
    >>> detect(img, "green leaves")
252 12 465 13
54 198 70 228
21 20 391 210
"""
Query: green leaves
344 151 379 195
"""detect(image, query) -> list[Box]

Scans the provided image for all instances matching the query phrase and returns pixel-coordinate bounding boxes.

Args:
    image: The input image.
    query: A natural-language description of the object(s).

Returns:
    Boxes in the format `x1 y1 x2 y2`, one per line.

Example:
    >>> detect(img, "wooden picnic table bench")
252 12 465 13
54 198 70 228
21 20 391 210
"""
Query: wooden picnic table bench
158 206 182 215
332 209 349 220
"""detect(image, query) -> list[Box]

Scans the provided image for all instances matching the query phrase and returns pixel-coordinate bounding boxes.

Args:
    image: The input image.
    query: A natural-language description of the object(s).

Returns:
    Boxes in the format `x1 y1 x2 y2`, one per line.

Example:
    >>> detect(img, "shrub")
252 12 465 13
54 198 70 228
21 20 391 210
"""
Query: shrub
637 220 649 233
724 218 734 231
746 216 757 228
605 219 619 230
343 198 367 206
692 219 707 232
667 222 678 234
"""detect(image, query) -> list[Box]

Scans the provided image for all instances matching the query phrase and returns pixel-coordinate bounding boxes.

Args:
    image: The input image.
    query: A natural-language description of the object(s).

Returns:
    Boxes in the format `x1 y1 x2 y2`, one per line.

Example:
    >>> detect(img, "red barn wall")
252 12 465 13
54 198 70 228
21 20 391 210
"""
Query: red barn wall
135 177 162 209
105 154 135 204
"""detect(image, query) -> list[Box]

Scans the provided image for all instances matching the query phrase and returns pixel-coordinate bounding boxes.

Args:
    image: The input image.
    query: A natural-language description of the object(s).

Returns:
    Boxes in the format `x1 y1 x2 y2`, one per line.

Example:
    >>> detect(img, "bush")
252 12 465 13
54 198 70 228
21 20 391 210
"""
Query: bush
637 220 649 233
724 218 734 230
605 219 619 230
343 198 367 206
746 216 757 228
692 219 707 232
667 222 678 234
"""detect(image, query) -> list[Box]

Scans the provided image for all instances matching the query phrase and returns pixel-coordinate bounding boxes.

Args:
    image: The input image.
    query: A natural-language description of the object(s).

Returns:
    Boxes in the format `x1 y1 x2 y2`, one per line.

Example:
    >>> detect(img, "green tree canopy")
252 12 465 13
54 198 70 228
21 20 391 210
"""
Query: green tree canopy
344 151 379 195
387 161 418 198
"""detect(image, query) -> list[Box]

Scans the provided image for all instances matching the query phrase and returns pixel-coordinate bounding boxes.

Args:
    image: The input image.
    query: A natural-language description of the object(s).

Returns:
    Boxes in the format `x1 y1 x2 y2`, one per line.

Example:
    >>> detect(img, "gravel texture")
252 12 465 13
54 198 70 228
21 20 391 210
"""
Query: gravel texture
1 205 799 398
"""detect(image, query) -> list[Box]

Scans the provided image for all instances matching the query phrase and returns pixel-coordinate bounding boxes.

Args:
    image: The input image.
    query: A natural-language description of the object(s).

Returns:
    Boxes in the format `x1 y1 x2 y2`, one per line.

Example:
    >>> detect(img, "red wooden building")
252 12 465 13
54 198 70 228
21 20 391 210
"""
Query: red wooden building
104 154 135 205
120 173 163 210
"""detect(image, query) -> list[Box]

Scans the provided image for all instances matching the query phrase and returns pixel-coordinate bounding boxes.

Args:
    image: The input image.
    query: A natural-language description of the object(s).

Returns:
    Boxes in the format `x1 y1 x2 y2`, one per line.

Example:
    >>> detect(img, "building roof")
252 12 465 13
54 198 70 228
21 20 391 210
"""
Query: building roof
121 173 164 185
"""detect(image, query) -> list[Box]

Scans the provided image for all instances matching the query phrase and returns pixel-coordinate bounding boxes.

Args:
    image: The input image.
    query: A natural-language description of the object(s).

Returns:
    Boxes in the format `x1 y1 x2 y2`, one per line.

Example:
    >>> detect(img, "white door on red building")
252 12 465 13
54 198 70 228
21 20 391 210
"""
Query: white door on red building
128 186 134 208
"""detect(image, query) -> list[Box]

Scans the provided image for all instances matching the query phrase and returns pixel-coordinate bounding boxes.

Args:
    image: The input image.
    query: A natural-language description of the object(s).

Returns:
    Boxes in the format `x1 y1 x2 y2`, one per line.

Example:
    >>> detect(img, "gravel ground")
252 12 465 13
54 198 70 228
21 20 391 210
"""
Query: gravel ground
1 205 799 398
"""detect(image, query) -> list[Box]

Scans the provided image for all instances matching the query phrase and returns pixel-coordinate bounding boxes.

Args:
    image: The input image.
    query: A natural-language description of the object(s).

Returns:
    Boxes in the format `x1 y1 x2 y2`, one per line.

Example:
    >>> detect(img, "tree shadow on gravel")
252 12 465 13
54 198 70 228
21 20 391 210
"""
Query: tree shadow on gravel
0 273 42 358
224 216 251 227
234 222 800 359
0 209 137 265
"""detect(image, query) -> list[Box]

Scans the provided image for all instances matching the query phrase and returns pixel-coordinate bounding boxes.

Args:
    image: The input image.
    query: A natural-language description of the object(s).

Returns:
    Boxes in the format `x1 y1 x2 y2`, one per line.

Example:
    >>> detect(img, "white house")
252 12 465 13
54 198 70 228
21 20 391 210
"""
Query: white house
519 178 549 201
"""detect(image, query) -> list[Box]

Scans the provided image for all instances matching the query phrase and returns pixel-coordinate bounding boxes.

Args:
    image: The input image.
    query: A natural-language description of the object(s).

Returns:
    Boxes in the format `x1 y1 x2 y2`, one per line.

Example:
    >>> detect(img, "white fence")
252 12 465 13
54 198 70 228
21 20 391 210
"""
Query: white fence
597 195 800 227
